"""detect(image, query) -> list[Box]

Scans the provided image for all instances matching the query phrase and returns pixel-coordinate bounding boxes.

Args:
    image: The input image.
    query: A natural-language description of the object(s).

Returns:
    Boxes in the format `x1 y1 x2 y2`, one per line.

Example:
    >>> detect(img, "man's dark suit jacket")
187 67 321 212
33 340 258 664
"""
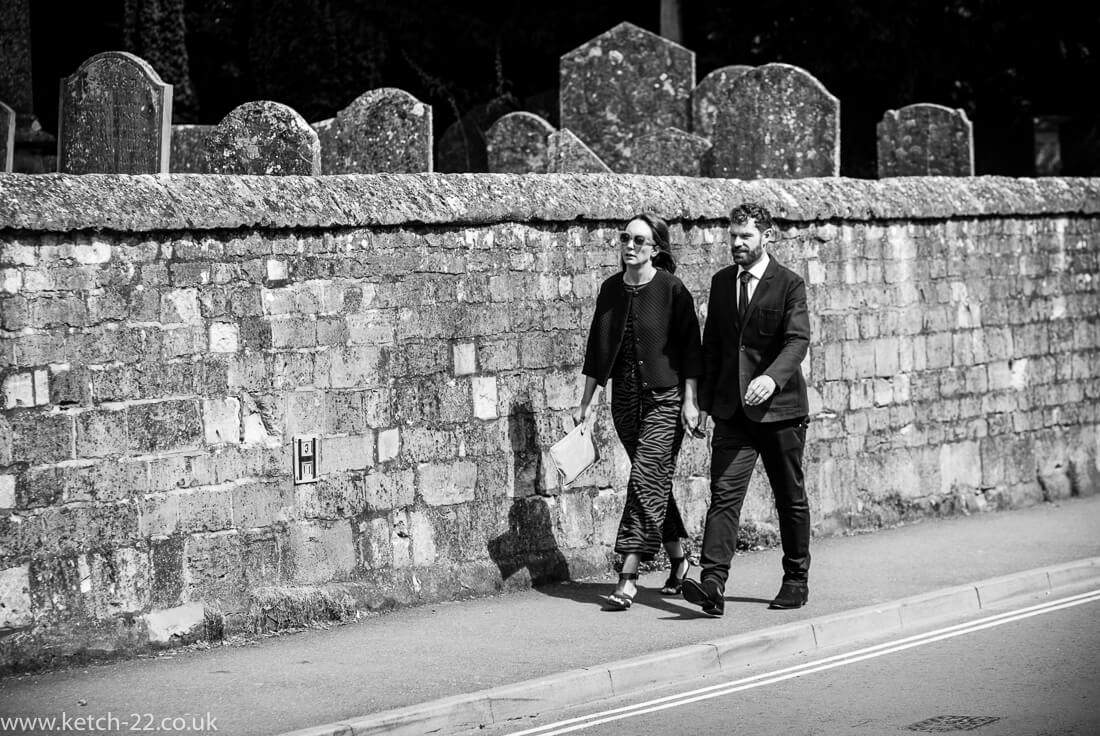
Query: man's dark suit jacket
700 256 810 423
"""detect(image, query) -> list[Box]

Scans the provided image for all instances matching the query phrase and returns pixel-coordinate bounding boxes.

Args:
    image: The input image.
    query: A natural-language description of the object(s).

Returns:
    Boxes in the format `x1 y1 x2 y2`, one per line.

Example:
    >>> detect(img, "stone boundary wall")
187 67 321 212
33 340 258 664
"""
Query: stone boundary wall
1 173 1098 671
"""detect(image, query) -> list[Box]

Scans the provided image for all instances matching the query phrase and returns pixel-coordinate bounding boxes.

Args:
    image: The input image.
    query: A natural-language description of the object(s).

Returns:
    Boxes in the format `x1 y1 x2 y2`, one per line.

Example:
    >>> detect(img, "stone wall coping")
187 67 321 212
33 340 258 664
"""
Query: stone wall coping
1 173 1098 233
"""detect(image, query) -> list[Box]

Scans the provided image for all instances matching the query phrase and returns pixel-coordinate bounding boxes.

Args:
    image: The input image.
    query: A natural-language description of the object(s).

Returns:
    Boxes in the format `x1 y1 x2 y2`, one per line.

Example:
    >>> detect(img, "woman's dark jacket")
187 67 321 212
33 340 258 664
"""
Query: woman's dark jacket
582 270 703 389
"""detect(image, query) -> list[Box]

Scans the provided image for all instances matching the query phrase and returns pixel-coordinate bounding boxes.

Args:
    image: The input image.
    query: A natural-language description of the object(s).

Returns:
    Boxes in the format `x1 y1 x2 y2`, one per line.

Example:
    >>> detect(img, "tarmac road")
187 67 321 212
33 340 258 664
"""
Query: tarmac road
481 587 1100 736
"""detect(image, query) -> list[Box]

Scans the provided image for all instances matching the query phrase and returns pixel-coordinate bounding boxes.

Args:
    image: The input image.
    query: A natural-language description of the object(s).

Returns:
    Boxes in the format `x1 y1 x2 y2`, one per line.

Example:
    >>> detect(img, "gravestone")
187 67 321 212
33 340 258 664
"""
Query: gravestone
631 127 711 176
711 63 839 179
546 129 611 173
318 88 433 173
691 65 753 141
436 99 517 173
486 112 556 174
1 100 13 172
205 101 320 175
170 124 213 173
877 103 974 177
560 21 694 172
58 51 173 174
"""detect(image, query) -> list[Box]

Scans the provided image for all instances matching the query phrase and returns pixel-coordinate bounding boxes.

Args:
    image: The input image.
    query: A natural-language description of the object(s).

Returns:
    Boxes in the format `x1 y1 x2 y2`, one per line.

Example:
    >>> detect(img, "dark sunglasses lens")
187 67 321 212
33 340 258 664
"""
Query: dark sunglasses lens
618 232 631 244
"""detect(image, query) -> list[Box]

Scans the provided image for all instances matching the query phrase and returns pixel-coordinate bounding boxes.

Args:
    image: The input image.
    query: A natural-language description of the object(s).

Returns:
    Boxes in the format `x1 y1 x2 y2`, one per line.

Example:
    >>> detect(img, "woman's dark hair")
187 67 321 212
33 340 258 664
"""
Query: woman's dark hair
624 212 677 274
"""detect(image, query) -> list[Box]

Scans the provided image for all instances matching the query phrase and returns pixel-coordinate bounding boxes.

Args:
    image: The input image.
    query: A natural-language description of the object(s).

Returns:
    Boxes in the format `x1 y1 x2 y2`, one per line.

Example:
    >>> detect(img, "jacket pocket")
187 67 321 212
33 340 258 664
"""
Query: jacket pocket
758 308 782 335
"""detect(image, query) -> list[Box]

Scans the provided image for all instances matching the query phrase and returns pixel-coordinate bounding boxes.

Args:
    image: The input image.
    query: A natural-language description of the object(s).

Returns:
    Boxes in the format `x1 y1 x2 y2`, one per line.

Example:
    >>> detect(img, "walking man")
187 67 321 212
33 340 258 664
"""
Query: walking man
683 202 812 616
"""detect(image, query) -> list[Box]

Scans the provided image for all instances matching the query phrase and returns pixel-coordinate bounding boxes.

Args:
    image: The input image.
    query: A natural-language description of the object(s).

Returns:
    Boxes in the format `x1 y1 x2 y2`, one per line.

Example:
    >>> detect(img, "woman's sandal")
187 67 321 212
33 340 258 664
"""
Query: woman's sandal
659 556 690 596
605 572 639 610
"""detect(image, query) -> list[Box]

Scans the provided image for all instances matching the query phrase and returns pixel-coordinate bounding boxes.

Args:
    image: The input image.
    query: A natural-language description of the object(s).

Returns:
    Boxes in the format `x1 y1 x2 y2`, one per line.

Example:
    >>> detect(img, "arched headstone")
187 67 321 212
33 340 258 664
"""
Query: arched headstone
877 103 974 177
711 63 839 179
318 88 433 173
546 129 611 173
560 21 694 172
691 65 753 141
631 127 711 176
204 101 320 175
486 112 556 174
57 51 172 174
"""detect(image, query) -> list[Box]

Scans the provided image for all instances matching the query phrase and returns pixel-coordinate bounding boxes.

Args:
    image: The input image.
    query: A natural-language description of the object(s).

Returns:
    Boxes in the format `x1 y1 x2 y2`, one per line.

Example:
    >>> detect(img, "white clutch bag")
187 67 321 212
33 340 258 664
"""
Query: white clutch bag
548 415 599 490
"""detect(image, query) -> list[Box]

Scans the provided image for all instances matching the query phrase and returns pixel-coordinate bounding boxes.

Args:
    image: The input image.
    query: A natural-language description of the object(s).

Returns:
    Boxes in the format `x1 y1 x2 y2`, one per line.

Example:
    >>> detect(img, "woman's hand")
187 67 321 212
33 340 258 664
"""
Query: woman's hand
573 403 592 427
682 401 708 438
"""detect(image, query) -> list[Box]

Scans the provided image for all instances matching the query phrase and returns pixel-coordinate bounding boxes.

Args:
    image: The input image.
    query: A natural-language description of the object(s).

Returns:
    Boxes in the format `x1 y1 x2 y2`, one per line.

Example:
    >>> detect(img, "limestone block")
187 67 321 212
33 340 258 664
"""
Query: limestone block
323 433 375 473
939 441 982 494
161 288 202 325
284 521 355 584
177 486 234 533
0 564 32 627
364 468 416 511
202 398 241 445
75 408 129 458
377 428 400 463
182 531 244 602
472 376 498 420
144 602 205 645
555 491 596 548
418 461 477 506
408 510 437 566
2 371 33 408
86 547 149 618
453 341 477 376
0 474 13 507
209 322 239 353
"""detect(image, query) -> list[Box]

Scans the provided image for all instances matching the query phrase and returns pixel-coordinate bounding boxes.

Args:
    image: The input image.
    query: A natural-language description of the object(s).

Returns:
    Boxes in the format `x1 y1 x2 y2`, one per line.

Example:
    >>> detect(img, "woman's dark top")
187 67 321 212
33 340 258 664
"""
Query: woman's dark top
582 269 703 389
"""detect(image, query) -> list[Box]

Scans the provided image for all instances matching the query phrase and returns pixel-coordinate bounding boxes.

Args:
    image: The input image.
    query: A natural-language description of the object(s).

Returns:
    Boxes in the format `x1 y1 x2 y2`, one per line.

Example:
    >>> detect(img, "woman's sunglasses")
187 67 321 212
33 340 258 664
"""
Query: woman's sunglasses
618 232 653 247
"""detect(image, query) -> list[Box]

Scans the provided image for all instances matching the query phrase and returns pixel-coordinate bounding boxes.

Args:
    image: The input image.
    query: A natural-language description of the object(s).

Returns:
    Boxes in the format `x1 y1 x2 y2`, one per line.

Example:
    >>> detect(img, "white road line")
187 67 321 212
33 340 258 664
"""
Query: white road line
507 589 1100 736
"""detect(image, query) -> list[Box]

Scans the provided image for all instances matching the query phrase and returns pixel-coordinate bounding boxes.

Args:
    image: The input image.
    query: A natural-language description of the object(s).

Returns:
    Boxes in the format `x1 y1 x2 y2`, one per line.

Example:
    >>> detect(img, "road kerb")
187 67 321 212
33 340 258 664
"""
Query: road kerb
276 558 1100 736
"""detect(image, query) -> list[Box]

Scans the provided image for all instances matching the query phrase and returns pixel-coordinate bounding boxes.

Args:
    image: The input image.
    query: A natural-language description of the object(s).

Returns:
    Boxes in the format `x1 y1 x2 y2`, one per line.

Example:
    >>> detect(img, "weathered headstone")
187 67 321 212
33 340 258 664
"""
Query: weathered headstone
546 129 611 173
877 103 974 177
436 100 517 173
1 100 13 172
169 124 213 173
58 51 173 174
560 21 694 172
205 101 320 175
631 127 711 176
691 65 753 141
711 63 839 179
318 88 433 174
486 112 556 174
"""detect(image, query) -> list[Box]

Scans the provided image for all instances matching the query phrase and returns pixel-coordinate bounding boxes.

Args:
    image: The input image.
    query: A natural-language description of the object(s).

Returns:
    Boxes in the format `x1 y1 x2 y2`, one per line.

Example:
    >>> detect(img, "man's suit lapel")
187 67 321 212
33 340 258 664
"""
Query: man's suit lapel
741 256 780 327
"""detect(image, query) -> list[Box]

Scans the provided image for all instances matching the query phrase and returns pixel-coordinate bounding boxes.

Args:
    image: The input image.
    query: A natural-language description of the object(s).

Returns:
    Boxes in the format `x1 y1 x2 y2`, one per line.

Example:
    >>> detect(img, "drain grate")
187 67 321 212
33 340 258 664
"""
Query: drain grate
906 715 1002 732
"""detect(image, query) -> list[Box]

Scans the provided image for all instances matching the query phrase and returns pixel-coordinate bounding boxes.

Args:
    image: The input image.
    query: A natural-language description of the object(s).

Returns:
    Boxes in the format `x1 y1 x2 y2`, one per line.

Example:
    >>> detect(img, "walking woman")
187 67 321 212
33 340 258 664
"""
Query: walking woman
574 213 704 610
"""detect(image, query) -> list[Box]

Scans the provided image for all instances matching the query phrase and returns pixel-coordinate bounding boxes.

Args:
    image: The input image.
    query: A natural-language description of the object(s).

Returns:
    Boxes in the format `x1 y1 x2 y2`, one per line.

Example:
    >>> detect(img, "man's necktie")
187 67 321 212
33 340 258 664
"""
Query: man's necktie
738 271 752 322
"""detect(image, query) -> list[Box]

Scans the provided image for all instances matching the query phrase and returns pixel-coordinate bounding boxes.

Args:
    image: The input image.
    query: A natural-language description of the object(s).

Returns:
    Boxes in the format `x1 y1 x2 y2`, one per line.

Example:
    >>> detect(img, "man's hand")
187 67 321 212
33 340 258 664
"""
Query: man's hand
744 375 777 406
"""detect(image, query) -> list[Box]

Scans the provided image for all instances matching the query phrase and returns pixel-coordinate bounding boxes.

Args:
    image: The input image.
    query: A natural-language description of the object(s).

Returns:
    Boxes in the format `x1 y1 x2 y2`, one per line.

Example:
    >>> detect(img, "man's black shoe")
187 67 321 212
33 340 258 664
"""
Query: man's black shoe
769 581 808 609
682 577 724 616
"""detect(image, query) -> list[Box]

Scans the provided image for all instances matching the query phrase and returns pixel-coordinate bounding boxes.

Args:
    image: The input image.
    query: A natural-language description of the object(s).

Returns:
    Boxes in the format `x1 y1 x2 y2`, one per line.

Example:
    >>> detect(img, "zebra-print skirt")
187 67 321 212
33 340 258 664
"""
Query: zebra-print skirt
610 371 689 560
